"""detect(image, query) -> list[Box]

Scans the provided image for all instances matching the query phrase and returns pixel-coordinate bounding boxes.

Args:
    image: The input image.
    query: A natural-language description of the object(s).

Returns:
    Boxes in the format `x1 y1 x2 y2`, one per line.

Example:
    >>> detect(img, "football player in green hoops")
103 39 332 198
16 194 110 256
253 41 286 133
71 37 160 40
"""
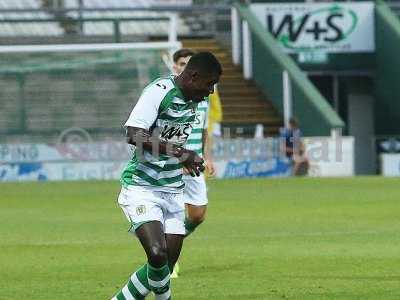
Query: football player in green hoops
111 52 222 300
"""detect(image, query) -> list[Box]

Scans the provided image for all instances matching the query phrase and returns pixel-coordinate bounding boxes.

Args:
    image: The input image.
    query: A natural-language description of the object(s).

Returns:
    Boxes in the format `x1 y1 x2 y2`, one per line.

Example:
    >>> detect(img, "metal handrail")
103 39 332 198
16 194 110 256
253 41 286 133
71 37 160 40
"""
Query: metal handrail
0 17 171 22
0 15 179 43
0 5 231 14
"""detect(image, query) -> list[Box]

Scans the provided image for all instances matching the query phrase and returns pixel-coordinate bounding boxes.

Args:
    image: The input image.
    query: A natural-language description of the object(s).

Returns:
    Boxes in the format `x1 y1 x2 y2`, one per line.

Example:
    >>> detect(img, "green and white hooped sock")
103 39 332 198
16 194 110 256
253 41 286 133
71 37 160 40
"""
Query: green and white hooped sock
112 264 151 300
147 263 171 300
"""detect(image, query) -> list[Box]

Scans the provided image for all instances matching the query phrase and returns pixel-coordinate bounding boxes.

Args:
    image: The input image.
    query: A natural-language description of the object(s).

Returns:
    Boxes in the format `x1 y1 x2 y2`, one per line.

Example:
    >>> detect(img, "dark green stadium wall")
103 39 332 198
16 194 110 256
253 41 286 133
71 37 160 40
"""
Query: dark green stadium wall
236 1 400 136
252 33 339 136
235 4 345 136
375 1 400 135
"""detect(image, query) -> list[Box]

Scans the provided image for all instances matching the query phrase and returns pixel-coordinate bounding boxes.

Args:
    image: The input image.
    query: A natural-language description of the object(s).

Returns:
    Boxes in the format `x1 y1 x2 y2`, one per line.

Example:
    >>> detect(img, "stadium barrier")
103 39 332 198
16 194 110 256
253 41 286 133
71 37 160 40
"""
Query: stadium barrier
232 3 345 136
381 154 400 176
0 136 354 182
304 136 354 177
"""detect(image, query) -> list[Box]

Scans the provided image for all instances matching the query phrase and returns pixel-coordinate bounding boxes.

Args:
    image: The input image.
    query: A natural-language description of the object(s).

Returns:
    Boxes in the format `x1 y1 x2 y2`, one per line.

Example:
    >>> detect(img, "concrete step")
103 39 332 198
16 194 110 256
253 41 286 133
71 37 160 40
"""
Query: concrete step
223 116 282 125
224 111 279 119
222 102 272 108
219 82 256 89
222 106 274 114
219 89 262 97
182 38 283 137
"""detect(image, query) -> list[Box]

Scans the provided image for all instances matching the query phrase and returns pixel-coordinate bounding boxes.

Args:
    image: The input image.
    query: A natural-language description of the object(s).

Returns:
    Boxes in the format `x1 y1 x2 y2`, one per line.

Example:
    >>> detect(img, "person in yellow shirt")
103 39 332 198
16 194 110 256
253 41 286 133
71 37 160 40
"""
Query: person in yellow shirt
208 86 223 137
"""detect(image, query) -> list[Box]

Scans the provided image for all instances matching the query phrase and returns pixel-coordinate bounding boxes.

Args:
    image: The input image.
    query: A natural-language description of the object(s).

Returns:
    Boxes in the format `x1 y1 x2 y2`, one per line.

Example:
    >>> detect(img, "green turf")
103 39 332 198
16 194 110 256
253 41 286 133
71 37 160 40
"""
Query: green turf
1 177 400 299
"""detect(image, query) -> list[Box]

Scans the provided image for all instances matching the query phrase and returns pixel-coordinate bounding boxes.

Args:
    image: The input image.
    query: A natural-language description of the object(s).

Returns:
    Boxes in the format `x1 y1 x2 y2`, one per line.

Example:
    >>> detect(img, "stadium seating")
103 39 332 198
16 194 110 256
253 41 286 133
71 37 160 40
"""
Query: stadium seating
0 0 190 38
63 0 190 36
0 0 63 36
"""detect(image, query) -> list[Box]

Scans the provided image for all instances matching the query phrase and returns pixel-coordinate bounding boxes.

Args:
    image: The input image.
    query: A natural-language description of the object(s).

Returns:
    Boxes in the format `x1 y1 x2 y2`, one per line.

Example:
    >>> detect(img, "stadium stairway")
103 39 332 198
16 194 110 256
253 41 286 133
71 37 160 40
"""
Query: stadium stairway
182 38 283 138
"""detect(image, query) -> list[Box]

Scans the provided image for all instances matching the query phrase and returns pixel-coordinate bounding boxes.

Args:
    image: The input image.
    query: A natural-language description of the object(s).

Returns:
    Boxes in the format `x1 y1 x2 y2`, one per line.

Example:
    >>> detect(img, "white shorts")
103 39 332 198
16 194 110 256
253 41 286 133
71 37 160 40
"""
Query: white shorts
118 185 185 235
183 174 208 206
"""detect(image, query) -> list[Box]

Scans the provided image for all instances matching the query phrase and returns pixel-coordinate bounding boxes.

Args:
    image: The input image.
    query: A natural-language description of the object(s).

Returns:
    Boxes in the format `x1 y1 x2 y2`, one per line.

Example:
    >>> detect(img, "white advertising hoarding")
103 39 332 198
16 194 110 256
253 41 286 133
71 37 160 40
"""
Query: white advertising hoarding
0 142 132 163
0 137 355 182
304 136 354 177
0 161 125 182
381 154 400 177
250 2 375 53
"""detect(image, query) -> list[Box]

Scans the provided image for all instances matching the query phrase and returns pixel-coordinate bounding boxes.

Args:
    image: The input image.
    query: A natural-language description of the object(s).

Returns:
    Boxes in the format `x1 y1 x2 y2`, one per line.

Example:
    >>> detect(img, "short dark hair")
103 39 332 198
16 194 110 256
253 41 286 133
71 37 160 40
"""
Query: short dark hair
184 52 222 76
173 48 195 63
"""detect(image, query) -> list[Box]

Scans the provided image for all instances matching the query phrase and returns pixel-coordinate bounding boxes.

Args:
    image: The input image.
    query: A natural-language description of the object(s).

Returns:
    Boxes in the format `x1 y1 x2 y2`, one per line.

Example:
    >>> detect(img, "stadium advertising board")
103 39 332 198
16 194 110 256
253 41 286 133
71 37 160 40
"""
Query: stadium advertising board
304 136 354 177
381 154 400 176
214 136 355 178
0 139 290 181
250 2 375 53
0 137 354 181
0 162 125 182
212 138 291 178
0 142 132 163
215 158 291 178
0 142 131 181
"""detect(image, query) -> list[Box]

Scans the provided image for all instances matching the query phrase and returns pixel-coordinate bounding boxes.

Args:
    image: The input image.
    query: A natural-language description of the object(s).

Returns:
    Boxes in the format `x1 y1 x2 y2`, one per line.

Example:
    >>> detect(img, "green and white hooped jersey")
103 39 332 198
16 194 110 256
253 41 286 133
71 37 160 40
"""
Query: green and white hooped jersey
121 76 198 192
184 99 208 157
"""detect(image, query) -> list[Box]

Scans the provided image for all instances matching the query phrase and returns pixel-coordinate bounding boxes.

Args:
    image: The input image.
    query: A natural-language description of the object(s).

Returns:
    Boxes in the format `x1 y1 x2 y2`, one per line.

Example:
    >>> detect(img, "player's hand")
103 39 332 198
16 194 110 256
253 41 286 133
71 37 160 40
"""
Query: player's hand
178 149 205 177
205 159 216 176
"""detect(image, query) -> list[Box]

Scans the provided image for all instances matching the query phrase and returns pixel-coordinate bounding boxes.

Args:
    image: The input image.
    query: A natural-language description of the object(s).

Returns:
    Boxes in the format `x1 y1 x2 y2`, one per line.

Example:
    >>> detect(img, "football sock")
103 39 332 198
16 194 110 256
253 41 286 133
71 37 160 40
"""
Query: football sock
113 264 151 300
184 218 199 237
147 263 171 300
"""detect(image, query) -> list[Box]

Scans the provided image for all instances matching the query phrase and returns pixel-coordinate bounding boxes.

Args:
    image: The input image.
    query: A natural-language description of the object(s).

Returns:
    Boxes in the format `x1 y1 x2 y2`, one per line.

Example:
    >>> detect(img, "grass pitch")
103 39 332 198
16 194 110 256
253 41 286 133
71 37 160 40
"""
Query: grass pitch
1 177 400 299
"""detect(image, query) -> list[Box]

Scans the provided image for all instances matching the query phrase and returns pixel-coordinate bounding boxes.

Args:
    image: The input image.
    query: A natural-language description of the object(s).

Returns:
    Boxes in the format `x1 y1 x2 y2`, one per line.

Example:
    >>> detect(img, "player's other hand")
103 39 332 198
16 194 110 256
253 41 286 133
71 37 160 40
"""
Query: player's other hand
205 159 216 176
179 149 204 177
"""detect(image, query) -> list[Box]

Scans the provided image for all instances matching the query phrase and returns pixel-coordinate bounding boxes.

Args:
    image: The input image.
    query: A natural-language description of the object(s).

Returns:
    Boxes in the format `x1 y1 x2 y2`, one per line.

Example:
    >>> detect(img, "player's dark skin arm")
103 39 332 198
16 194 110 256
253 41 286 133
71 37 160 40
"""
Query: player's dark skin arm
126 126 205 176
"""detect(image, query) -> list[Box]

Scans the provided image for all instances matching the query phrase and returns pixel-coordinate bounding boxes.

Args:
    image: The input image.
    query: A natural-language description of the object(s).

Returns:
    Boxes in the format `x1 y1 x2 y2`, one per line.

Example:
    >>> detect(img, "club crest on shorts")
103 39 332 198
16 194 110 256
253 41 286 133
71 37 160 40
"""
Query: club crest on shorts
136 205 146 215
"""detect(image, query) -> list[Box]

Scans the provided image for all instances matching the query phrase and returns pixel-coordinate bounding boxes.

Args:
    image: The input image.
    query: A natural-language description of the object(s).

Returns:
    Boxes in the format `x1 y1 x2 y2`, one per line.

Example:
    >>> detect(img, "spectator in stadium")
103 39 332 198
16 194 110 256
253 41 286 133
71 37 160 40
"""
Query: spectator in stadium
280 117 309 176
208 85 223 137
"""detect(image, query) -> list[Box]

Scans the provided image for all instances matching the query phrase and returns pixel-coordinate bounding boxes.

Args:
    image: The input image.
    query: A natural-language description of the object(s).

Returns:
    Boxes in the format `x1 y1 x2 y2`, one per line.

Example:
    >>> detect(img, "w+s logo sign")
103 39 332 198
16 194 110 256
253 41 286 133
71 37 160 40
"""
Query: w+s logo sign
266 4 358 52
